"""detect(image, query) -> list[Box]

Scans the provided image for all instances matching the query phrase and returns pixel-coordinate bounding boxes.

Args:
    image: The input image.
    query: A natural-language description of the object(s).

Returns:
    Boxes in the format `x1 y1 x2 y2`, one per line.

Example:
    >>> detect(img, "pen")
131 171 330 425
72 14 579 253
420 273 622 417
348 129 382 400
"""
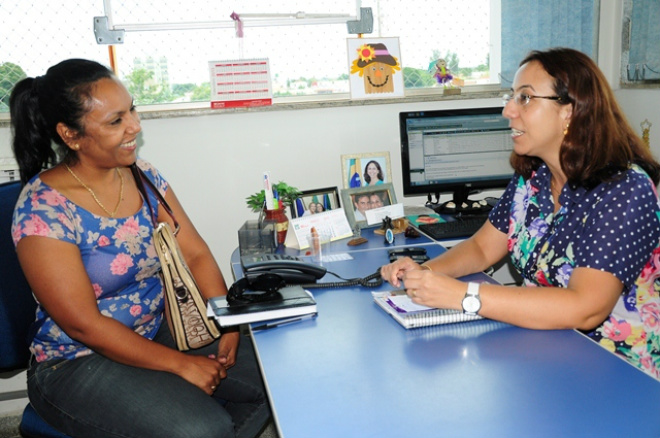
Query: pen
264 171 274 210
252 313 317 332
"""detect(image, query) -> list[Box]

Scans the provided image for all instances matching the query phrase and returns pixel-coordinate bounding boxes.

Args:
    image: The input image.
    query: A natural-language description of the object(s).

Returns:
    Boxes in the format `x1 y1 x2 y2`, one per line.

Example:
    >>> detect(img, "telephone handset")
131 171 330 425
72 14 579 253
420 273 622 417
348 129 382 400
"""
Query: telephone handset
388 247 429 264
241 254 328 284
240 254 382 289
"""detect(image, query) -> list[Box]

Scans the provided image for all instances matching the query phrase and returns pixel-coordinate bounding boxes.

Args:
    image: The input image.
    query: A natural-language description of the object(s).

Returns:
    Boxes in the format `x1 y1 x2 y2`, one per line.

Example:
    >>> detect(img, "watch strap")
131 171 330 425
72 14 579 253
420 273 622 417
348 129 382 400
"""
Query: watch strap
467 282 480 297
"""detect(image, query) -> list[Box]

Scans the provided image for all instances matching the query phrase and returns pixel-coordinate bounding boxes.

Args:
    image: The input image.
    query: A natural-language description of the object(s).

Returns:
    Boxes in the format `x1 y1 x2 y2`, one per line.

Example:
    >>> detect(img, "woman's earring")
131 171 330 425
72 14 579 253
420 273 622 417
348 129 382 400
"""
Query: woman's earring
563 123 570 136
73 144 80 150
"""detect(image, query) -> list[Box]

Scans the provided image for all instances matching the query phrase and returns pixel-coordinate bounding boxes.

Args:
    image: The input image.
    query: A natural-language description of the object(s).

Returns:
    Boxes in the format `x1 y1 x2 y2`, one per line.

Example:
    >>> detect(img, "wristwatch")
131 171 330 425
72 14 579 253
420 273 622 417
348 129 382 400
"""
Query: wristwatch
461 282 481 316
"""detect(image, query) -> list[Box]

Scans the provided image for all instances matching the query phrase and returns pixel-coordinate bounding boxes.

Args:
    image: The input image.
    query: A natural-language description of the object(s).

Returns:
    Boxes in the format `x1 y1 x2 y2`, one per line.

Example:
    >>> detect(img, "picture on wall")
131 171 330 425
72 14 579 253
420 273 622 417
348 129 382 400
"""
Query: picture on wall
340 183 397 229
290 187 341 219
347 37 404 99
340 152 392 189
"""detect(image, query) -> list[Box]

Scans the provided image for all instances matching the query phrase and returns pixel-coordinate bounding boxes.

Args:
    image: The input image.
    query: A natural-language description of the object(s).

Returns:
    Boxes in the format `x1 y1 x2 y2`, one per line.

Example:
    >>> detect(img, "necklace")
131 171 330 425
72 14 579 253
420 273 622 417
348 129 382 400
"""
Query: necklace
550 178 559 197
65 164 124 217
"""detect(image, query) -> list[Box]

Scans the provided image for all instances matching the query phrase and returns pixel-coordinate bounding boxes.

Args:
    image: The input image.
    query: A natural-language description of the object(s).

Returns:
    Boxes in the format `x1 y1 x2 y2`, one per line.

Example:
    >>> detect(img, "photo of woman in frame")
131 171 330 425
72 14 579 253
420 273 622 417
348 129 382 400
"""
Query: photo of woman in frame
341 152 392 189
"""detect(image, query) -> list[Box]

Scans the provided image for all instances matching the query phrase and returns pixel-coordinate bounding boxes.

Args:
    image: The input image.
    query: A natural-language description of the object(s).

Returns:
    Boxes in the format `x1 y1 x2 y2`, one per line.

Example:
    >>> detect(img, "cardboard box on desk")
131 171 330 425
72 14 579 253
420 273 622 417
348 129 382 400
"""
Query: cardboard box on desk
238 220 276 256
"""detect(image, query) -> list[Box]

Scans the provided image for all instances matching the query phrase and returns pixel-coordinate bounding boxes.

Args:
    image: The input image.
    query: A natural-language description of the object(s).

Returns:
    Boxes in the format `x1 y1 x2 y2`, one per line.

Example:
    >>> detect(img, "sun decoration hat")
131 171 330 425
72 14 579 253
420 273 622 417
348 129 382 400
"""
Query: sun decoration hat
356 43 398 68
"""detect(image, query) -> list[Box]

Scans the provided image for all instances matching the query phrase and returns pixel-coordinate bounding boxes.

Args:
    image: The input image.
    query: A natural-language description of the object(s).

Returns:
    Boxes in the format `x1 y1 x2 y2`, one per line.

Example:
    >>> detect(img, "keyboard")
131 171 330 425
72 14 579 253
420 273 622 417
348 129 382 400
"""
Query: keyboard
418 215 488 240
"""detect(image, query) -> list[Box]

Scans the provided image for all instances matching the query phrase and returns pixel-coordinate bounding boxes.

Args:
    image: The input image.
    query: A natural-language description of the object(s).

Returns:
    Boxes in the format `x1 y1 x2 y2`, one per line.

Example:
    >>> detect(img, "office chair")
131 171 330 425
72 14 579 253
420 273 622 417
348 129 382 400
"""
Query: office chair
0 180 70 438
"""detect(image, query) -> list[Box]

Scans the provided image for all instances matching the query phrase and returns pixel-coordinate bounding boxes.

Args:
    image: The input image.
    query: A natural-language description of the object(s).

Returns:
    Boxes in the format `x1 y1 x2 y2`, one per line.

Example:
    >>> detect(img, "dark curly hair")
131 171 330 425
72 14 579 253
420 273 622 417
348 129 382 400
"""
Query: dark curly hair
509 48 660 187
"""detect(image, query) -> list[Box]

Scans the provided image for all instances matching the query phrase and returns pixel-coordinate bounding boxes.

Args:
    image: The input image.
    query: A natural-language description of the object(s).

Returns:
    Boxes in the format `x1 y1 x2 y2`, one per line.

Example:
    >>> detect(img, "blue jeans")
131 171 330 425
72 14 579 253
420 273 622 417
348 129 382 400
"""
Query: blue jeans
27 324 270 438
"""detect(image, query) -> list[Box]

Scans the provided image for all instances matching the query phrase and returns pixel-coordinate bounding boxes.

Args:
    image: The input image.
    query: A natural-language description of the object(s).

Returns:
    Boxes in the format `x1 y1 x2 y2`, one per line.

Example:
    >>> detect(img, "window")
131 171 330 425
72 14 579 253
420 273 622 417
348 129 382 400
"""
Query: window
1 0 599 112
622 0 660 84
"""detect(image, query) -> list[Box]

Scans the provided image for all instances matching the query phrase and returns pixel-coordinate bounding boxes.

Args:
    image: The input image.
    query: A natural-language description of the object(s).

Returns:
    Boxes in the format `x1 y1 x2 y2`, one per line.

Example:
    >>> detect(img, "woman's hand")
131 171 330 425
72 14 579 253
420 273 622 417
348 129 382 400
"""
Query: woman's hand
177 354 225 395
400 269 464 311
380 256 424 288
214 330 240 370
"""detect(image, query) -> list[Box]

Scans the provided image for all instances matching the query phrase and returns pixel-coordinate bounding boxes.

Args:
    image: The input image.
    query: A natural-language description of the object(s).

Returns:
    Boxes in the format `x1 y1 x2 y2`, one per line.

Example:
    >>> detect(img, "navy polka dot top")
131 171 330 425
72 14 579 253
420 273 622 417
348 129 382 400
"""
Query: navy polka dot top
489 163 660 378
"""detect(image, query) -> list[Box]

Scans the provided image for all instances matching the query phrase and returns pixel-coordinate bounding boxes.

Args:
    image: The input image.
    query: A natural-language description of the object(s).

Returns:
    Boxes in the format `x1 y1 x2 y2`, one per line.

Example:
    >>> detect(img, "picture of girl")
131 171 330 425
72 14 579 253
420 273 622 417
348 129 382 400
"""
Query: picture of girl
363 160 384 186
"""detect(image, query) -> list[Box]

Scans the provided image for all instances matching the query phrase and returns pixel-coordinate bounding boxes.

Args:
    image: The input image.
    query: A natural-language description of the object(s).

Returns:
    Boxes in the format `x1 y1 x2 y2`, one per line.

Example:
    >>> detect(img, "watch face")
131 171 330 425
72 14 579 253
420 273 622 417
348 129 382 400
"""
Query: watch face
463 296 481 313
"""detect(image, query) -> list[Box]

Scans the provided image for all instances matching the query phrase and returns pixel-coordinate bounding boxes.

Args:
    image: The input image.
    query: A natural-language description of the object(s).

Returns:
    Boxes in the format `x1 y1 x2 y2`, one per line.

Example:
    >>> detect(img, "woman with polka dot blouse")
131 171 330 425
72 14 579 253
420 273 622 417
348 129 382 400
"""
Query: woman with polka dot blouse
381 48 660 379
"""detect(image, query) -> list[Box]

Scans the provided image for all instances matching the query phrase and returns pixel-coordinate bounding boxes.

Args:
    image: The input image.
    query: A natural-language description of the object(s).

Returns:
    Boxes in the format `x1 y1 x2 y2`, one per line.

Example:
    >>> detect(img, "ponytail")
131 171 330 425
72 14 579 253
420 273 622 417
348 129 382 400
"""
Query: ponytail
10 77 57 184
9 59 115 185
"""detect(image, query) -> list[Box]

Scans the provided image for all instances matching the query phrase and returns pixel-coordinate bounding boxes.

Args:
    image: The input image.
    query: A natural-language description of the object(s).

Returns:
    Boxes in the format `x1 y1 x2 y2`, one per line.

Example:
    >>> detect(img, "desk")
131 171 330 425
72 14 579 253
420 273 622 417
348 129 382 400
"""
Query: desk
230 232 660 438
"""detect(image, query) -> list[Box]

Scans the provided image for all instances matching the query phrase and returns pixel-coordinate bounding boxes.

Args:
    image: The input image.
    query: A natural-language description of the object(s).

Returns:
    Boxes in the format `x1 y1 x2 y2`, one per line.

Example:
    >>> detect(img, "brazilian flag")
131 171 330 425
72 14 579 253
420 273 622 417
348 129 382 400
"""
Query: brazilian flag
348 158 361 188
295 198 305 217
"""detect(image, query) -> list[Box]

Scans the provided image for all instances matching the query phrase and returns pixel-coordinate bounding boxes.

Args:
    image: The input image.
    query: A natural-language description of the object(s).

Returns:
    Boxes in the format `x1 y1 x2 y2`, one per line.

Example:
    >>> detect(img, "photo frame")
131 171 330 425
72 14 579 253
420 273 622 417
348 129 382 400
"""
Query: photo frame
340 183 397 229
290 187 341 219
347 37 404 99
340 151 392 190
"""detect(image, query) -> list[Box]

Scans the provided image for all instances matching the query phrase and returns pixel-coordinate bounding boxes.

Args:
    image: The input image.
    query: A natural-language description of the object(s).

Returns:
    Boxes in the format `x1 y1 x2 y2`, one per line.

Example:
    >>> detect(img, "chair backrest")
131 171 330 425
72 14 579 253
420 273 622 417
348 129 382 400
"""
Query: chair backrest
0 180 36 371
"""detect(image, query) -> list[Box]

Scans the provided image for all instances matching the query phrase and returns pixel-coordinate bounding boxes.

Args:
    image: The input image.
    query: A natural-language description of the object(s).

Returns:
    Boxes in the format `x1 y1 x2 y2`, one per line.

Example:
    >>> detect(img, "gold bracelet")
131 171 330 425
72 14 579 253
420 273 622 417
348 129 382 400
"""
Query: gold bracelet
420 264 432 272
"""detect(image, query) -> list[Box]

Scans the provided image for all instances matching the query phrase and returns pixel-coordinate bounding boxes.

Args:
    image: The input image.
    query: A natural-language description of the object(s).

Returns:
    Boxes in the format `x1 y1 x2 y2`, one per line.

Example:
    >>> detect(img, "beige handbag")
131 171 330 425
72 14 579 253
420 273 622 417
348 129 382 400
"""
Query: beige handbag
131 164 220 351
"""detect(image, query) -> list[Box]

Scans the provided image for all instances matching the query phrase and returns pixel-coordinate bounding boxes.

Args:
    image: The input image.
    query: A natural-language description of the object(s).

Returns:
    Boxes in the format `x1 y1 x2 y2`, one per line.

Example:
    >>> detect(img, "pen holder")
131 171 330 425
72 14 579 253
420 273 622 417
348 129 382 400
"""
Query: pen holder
238 220 276 255
263 208 289 245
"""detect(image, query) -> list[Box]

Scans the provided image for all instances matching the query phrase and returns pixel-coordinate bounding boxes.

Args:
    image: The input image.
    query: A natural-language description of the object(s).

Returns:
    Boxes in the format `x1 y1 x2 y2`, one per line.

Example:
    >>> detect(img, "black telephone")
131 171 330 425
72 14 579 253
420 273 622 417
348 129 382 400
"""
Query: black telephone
240 254 328 284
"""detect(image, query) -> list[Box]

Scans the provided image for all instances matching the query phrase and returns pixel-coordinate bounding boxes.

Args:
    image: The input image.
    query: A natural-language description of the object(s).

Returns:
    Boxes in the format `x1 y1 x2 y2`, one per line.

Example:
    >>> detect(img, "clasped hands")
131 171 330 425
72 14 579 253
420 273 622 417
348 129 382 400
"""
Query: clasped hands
183 330 239 396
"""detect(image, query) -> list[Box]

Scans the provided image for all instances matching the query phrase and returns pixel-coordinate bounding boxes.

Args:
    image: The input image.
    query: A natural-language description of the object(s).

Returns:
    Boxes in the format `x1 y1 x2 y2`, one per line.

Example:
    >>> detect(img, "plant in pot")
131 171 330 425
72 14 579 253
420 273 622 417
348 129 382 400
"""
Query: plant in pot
246 182 301 244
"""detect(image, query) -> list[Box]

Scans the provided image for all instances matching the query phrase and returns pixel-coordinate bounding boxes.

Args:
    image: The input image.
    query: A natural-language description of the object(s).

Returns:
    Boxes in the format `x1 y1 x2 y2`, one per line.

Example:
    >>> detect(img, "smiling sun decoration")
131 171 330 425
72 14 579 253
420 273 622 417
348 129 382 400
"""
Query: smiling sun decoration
351 43 401 94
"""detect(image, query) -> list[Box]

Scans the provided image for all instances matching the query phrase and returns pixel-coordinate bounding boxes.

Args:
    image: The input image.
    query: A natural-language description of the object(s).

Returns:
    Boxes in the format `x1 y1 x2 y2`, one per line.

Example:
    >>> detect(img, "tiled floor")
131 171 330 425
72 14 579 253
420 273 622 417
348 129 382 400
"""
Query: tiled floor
0 413 21 438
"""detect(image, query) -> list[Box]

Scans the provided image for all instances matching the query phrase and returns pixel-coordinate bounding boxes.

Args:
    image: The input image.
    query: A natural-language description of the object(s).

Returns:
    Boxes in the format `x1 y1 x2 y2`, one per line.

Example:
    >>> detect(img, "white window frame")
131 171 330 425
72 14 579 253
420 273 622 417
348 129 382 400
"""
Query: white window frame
0 0 507 121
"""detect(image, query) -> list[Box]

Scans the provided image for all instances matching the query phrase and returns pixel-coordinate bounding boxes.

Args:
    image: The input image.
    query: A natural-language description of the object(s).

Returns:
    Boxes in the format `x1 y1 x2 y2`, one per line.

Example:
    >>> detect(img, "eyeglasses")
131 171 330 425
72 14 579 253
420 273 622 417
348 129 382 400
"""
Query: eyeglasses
502 92 562 107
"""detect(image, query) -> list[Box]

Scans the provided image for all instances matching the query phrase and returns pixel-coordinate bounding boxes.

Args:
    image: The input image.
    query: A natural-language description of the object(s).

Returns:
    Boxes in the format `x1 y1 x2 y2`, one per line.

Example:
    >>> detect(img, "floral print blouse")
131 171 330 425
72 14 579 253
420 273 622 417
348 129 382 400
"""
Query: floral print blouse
12 159 166 363
489 163 660 379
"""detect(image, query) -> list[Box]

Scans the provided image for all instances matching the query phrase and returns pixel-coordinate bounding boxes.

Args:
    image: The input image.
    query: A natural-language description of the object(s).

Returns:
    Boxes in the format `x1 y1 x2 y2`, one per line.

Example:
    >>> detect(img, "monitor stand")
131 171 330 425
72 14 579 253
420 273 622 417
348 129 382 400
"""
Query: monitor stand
426 189 492 216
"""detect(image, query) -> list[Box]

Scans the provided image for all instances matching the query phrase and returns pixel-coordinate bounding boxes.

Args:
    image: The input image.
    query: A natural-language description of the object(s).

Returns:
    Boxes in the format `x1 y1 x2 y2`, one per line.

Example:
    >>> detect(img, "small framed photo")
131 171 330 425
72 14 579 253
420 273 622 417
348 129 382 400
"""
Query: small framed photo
340 151 392 189
340 183 397 229
290 187 341 219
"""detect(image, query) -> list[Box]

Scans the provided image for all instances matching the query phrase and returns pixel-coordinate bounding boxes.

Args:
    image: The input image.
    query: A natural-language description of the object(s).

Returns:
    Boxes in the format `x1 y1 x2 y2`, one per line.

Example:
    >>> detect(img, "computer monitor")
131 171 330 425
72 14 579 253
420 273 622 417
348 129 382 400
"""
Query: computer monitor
399 106 514 213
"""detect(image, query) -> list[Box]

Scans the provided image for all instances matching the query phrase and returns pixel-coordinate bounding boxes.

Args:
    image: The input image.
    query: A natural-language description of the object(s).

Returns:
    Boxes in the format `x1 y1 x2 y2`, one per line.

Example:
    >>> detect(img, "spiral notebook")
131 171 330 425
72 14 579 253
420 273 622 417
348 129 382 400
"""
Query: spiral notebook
373 272 499 329
372 290 483 328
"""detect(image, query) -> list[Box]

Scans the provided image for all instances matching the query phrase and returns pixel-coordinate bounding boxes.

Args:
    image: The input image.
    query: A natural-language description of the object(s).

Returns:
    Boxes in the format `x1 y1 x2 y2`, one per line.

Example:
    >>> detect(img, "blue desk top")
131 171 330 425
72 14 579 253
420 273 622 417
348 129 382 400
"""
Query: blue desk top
231 240 660 437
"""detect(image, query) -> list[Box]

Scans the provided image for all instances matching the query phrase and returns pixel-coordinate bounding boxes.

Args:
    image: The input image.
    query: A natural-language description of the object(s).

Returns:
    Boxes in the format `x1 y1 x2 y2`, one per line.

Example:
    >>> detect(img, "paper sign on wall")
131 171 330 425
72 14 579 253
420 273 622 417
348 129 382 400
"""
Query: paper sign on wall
209 58 273 109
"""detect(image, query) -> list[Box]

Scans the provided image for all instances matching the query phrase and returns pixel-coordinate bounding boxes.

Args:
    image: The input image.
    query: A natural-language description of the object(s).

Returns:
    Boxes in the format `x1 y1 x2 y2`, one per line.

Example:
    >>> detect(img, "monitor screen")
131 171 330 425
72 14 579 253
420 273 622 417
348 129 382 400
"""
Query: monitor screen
399 106 514 209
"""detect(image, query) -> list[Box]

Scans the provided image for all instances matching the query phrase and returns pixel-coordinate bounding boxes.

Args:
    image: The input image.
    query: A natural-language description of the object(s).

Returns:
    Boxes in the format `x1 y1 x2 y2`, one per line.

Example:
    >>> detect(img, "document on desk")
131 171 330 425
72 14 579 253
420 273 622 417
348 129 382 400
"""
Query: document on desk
207 286 317 327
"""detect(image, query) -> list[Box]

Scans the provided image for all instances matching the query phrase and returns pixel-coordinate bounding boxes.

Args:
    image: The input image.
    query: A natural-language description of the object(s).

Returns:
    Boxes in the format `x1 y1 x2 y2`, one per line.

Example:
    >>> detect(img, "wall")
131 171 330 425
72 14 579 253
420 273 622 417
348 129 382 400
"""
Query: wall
614 89 660 157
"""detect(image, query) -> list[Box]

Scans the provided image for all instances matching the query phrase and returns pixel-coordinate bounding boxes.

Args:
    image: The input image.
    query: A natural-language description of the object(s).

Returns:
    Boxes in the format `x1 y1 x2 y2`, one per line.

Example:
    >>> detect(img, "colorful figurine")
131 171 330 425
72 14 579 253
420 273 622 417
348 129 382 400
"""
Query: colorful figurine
429 58 453 87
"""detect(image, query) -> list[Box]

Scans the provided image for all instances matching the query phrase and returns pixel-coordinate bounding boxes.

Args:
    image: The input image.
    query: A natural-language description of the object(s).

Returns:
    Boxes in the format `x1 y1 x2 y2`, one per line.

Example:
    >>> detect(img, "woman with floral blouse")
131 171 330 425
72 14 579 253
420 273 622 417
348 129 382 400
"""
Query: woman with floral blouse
381 48 660 379
10 59 269 438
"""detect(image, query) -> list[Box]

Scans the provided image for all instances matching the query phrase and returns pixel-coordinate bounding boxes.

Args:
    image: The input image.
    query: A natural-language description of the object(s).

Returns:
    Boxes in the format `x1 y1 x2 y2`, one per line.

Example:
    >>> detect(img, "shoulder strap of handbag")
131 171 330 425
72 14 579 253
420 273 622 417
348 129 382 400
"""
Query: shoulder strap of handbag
130 163 180 233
